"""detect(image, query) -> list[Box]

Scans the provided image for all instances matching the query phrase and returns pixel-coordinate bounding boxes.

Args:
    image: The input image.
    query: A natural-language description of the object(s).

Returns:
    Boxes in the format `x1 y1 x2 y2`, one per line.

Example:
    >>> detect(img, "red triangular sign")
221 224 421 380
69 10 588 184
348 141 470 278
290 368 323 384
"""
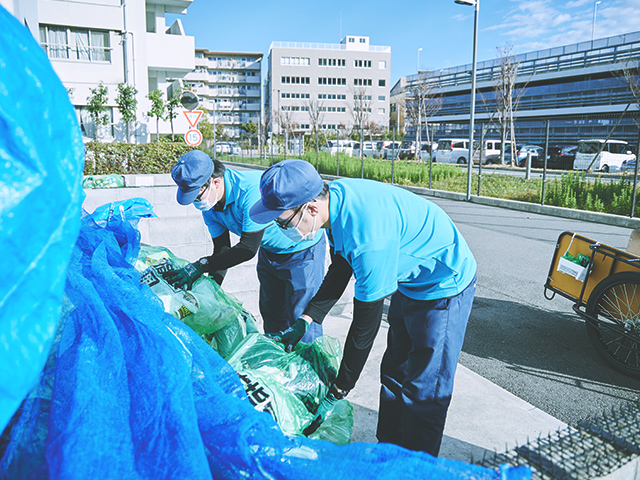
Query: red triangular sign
183 110 203 128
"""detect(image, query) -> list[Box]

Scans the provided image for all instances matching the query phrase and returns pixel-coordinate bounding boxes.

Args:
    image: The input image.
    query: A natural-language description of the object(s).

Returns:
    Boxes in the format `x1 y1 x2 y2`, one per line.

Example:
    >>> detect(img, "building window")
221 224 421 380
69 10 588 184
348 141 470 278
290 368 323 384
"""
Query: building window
378 79 386 87
359 38 366 43
39 24 110 62
379 60 387 69
378 95 385 101
281 56 310 66
355 60 371 68
348 38 355 43
354 78 372 86
378 108 385 114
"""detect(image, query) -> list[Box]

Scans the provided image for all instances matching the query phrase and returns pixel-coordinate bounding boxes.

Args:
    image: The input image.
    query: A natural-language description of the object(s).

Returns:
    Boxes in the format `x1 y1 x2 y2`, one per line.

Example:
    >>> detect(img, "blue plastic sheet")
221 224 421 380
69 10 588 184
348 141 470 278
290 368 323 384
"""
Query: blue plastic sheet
1 209 530 479
0 6 84 432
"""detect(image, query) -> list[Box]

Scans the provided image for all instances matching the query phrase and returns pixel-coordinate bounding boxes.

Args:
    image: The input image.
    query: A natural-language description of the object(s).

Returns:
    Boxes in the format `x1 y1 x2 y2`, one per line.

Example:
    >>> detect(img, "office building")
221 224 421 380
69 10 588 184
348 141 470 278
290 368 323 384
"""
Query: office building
3 0 196 143
405 31 640 146
266 35 391 139
183 50 262 139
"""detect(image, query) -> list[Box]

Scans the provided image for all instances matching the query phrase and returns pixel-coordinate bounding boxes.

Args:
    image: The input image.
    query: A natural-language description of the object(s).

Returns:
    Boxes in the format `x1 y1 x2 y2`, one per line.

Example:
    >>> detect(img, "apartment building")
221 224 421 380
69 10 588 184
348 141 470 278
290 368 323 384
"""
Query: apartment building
3 0 195 143
183 49 262 139
266 35 391 137
405 31 640 146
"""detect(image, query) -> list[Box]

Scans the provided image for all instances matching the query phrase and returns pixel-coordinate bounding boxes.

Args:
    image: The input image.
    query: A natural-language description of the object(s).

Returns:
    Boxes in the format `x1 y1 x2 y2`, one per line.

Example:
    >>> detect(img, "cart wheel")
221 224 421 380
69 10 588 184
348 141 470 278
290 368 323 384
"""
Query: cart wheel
585 272 640 378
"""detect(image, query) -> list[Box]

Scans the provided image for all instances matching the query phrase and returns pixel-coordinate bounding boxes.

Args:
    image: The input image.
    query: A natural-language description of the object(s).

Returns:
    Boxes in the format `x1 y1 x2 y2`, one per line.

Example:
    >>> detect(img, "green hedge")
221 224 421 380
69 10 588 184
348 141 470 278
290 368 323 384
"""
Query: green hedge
84 142 196 175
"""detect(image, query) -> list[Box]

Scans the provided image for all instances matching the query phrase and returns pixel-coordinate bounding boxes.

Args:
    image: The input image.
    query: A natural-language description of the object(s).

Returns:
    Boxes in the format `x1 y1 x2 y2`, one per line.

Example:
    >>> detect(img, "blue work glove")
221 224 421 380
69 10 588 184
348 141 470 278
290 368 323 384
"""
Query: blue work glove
302 384 349 436
161 260 205 290
266 317 311 352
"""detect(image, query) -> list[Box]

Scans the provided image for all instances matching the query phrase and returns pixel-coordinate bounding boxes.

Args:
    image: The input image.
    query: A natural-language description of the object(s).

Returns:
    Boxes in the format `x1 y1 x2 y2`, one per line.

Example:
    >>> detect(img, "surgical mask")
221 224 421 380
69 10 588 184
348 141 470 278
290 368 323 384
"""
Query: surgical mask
194 184 220 211
281 206 317 242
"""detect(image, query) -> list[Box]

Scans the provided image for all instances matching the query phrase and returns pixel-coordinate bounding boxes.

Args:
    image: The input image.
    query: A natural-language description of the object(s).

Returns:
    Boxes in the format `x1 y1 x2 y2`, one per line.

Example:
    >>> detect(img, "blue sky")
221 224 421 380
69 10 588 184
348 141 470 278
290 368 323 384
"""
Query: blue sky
171 0 640 83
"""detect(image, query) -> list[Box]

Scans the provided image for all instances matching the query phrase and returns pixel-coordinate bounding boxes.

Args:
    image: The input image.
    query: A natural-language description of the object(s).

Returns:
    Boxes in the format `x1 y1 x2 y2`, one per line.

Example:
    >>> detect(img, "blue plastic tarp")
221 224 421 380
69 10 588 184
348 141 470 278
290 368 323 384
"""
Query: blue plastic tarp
0 5 84 432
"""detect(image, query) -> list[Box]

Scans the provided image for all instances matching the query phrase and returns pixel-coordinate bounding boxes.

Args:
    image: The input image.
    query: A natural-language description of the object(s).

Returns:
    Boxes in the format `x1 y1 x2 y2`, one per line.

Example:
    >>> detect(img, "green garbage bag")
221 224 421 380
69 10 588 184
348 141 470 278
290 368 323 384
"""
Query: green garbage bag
227 333 353 444
135 244 248 354
82 174 125 189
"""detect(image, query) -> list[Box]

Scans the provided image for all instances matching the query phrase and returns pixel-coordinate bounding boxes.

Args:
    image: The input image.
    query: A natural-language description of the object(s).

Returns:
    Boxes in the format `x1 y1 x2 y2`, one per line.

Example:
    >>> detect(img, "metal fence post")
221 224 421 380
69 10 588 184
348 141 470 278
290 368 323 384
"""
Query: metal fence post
632 125 640 217
542 119 550 205
525 151 532 180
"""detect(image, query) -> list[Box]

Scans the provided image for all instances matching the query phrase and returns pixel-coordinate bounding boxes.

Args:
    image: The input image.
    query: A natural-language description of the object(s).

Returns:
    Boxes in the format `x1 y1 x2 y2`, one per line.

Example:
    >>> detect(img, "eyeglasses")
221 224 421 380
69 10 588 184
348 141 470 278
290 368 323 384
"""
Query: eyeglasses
195 179 211 202
275 205 304 230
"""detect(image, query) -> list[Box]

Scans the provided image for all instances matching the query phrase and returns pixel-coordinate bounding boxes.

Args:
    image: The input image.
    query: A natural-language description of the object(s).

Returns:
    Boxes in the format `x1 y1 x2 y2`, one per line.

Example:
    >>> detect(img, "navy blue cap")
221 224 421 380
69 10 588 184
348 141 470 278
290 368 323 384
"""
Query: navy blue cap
171 150 214 205
250 159 323 224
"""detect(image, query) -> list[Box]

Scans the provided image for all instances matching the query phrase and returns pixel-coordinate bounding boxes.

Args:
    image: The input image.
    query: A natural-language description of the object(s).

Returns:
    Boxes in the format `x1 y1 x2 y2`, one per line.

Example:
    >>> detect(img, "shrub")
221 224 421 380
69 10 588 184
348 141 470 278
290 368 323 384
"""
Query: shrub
84 142 195 175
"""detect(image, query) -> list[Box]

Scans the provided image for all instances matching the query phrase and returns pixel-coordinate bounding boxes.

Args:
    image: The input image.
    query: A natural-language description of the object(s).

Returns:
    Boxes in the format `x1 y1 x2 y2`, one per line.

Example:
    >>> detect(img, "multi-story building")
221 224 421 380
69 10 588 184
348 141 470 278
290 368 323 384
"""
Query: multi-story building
3 0 195 143
266 35 391 140
183 49 262 139
405 31 640 146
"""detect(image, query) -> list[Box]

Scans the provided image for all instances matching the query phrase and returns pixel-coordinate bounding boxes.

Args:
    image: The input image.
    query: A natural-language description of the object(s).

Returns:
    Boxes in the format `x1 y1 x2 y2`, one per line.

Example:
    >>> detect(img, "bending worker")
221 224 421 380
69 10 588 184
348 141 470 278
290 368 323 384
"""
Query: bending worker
250 159 477 456
165 151 326 342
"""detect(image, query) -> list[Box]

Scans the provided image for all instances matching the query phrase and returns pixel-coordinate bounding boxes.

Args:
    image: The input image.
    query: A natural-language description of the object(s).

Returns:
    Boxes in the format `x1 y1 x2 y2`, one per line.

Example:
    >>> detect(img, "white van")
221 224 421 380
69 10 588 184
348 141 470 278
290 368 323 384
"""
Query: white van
434 139 501 165
353 141 376 158
321 140 355 156
574 140 635 173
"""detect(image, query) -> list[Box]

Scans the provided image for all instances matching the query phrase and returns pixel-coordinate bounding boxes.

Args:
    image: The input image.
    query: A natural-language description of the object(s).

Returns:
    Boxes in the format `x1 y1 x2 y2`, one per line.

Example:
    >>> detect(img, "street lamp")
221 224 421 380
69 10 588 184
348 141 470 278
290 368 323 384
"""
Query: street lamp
417 48 423 153
592 1 602 42
454 0 479 201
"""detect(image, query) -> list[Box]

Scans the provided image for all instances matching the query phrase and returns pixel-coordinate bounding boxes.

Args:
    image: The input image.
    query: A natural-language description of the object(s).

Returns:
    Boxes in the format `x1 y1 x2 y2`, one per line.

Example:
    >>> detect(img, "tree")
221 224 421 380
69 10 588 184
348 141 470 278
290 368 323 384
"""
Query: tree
215 123 227 141
165 96 181 141
86 81 109 141
147 89 165 142
116 83 138 143
197 106 213 146
405 71 442 161
259 112 271 158
494 44 528 166
241 120 259 137
349 85 372 175
306 98 325 169
277 107 296 158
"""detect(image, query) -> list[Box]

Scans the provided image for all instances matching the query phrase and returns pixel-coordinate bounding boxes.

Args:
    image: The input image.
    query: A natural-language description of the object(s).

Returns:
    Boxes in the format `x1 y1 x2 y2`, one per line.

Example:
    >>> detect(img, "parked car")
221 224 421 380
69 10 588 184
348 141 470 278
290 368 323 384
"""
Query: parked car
353 140 376 157
381 141 402 159
214 141 230 154
398 141 434 160
545 145 578 170
419 142 438 162
433 138 487 164
227 142 241 155
621 158 637 173
574 139 635 173
482 140 502 165
504 144 543 167
321 140 355 156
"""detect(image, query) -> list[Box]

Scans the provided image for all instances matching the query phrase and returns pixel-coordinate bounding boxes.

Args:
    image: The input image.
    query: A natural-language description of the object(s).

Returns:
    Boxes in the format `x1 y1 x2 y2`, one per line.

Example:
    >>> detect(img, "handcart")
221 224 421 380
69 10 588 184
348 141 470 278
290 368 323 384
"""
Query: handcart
544 231 640 379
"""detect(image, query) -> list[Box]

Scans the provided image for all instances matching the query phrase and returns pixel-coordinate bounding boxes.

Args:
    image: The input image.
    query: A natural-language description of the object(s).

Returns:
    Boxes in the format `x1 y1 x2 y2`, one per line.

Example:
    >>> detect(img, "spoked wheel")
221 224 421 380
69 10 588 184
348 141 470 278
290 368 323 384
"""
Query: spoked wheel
585 272 640 378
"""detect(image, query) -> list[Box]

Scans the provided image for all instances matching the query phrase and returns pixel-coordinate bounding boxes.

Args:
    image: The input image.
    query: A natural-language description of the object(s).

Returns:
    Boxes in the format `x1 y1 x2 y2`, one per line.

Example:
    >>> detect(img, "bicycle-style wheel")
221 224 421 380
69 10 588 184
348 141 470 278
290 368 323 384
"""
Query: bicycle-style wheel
585 272 640 378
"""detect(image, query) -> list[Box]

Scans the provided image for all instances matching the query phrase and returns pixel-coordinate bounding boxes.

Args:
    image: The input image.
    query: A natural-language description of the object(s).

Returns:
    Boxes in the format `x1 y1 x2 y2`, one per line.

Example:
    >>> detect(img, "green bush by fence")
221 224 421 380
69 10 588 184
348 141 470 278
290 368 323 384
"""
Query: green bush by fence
84 142 640 218
84 142 195 175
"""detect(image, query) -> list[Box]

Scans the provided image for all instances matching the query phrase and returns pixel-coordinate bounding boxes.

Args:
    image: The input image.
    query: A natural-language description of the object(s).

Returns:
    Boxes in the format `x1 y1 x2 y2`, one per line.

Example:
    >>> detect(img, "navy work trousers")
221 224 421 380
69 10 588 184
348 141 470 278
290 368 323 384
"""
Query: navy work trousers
377 276 476 456
256 233 326 343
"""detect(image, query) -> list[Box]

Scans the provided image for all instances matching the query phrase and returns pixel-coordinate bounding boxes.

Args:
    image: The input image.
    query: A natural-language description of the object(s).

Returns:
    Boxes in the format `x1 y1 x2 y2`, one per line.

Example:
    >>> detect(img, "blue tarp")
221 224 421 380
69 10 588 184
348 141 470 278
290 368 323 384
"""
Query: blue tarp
0 6 530 479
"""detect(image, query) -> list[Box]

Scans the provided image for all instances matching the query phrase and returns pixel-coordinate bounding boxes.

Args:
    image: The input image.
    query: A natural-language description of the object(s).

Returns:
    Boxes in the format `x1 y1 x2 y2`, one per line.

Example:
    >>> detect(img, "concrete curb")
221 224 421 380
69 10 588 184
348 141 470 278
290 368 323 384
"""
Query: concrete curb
222 161 640 229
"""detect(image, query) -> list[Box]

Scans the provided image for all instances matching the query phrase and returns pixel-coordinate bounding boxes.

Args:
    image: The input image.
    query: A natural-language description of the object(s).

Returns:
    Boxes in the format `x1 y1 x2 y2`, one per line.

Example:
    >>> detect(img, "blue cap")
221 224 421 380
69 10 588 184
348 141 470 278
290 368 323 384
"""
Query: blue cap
171 150 214 205
250 159 323 224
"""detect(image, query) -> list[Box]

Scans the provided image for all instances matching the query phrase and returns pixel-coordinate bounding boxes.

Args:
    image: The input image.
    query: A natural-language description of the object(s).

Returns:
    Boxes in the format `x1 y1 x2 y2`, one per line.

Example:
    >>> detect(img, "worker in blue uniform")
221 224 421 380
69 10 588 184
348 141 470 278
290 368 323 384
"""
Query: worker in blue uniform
250 159 477 456
165 151 326 342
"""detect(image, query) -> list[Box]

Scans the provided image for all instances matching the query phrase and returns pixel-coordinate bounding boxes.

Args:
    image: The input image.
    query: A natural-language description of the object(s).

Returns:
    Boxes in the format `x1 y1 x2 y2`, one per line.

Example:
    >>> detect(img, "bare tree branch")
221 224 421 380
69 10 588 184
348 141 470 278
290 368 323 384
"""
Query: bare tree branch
405 71 442 161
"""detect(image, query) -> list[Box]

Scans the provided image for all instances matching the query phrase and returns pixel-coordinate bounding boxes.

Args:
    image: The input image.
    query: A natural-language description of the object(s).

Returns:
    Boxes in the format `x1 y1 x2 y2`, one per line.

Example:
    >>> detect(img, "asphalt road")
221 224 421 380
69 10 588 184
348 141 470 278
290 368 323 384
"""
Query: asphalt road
427 196 640 426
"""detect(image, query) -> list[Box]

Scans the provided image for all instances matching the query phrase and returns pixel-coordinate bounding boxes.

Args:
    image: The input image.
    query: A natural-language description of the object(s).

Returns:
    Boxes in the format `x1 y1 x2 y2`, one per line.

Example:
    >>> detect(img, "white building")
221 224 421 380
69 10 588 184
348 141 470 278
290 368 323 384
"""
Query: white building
266 35 391 138
2 0 196 143
184 49 262 139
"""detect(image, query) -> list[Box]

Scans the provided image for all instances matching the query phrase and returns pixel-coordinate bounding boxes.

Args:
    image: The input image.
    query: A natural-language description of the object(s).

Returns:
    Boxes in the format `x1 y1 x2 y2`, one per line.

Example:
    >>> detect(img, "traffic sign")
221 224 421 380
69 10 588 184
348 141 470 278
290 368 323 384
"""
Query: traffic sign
180 90 199 110
183 110 203 128
184 129 203 146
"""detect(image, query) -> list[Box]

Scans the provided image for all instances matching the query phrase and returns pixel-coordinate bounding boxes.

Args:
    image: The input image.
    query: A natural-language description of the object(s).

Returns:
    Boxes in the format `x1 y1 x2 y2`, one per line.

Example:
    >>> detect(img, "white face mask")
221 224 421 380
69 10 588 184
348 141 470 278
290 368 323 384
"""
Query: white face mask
281 205 317 242
193 182 220 211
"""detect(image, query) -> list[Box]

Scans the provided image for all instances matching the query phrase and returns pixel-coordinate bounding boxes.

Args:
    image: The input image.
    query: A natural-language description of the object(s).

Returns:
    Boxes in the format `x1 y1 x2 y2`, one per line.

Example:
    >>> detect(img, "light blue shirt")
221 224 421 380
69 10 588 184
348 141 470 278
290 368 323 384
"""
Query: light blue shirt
202 169 323 254
328 179 476 302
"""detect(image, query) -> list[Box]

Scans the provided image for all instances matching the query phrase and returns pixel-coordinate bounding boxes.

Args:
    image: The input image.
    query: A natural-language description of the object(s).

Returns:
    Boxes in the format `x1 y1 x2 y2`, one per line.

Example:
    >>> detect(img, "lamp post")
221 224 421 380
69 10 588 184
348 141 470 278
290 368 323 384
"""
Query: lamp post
455 0 479 201
592 1 602 42
417 48 423 155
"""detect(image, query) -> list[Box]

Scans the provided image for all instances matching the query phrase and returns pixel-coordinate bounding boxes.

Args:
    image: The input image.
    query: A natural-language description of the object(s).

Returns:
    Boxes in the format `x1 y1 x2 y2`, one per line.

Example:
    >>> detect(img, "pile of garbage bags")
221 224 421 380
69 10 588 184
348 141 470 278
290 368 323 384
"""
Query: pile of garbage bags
133 241 352 443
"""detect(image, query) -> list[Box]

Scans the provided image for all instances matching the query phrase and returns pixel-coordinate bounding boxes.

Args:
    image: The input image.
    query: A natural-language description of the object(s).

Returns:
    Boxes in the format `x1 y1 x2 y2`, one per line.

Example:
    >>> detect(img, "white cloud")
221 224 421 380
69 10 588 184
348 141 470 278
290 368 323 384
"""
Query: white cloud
488 0 640 53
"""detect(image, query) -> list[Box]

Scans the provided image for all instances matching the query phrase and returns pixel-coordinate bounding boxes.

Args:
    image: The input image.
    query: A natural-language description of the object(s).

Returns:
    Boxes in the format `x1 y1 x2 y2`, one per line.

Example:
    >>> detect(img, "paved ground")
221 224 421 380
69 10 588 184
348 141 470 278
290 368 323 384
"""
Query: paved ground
429 197 640 426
